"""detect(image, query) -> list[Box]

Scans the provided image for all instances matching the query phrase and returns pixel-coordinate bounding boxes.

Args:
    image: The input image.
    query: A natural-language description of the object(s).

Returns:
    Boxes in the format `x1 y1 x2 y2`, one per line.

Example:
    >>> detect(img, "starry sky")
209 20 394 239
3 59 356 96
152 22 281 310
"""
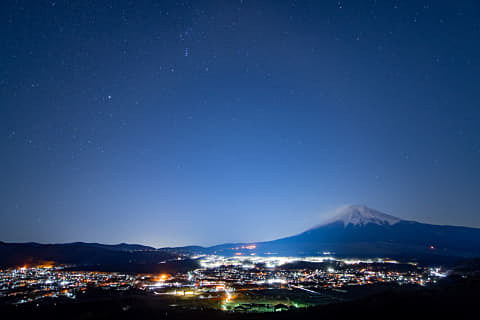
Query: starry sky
1 1 480 247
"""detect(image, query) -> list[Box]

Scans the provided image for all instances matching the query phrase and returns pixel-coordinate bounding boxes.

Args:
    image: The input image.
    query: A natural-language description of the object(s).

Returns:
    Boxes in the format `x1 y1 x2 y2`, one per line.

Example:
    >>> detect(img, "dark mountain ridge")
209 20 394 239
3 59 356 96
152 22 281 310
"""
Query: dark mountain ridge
0 241 195 272
2 205 480 267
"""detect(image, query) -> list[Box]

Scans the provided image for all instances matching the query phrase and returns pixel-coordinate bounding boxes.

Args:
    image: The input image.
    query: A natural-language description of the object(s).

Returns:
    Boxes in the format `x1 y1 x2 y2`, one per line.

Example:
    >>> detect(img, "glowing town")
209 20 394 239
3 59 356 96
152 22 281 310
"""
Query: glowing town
0 255 447 312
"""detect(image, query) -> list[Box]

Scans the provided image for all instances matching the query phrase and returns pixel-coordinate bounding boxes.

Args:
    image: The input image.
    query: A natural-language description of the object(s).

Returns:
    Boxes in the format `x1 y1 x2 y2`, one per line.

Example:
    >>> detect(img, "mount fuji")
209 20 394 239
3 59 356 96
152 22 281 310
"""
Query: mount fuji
195 205 480 262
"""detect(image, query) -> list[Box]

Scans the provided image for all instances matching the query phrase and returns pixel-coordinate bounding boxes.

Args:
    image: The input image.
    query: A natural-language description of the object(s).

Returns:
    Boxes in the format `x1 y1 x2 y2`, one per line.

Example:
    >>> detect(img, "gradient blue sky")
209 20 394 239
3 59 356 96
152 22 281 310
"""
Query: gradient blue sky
1 1 479 247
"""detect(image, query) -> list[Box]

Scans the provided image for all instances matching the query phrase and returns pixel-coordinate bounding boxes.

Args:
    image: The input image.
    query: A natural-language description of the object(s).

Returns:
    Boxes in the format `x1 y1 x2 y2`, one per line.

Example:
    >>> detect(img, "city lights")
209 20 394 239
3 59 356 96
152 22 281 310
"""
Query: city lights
0 256 449 311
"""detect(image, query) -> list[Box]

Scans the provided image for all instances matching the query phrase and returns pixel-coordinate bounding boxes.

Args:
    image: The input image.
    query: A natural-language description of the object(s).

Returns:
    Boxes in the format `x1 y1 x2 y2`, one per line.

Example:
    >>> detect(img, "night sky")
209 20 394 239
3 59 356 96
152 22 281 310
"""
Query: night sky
1 1 479 247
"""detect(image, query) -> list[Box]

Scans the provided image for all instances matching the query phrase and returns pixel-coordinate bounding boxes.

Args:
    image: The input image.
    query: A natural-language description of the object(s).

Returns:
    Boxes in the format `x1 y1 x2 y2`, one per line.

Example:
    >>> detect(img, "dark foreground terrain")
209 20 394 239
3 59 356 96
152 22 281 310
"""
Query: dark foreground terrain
1 275 478 320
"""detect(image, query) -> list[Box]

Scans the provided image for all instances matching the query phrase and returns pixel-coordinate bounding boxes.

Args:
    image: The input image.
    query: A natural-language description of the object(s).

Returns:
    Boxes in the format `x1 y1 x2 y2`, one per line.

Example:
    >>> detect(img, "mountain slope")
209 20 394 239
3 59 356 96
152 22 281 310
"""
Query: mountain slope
2 205 479 266
205 205 480 261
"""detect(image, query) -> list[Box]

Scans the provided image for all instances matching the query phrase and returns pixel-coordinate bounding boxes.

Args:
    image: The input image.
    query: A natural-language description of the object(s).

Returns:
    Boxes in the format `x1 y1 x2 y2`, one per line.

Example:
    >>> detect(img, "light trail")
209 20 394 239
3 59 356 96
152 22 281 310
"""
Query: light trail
290 284 322 295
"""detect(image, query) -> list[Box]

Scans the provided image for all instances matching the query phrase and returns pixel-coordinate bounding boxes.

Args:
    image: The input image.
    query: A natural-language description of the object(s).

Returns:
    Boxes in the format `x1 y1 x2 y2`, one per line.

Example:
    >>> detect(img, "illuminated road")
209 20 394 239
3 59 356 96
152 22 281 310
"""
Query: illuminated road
289 284 322 295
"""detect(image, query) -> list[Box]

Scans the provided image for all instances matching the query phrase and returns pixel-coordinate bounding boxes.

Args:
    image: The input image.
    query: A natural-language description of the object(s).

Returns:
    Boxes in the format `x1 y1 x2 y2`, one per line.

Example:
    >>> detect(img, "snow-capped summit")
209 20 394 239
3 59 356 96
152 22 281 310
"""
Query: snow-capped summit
190 204 480 260
322 205 402 227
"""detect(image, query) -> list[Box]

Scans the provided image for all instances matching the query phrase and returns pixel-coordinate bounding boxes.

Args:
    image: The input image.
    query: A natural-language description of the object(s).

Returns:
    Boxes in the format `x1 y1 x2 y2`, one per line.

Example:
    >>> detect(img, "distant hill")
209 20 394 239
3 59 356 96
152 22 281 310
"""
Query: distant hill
0 241 197 273
64 242 156 251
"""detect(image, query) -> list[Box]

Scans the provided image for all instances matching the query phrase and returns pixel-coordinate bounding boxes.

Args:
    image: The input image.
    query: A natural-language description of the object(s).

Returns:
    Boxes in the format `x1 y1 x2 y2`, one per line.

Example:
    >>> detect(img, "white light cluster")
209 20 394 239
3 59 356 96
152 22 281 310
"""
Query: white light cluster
199 255 338 269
